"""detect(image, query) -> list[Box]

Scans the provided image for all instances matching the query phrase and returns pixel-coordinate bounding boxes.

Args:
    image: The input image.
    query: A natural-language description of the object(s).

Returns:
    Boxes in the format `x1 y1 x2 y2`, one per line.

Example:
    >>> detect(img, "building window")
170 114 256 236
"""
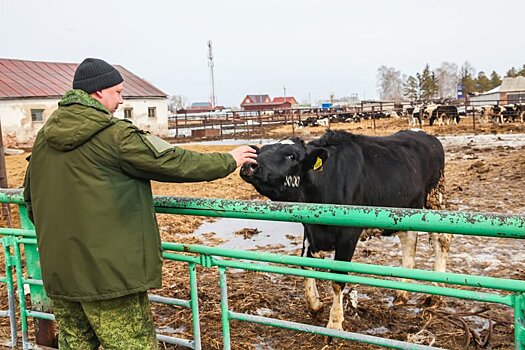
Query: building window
508 93 525 104
31 109 44 122
148 107 156 118
124 108 133 119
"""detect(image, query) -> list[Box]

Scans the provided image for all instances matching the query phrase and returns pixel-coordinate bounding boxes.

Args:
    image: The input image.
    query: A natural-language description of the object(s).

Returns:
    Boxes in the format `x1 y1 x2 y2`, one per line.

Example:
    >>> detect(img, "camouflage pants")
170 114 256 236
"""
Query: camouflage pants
51 291 158 350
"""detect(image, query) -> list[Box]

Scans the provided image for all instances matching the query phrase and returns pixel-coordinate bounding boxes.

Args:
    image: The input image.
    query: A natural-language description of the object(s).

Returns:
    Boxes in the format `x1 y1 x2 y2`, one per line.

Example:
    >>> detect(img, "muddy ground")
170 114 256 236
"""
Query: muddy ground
0 117 524 349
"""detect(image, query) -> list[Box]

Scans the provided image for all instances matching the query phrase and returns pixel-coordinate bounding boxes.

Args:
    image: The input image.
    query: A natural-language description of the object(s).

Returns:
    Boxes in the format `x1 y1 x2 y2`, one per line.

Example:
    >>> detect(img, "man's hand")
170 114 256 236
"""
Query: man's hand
229 145 257 167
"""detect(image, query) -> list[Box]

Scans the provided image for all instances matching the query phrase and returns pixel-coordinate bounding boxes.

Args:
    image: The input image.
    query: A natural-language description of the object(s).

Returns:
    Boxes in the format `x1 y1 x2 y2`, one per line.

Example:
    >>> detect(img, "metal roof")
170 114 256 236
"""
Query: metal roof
244 94 271 104
500 76 525 92
0 58 167 99
191 102 212 108
273 96 297 104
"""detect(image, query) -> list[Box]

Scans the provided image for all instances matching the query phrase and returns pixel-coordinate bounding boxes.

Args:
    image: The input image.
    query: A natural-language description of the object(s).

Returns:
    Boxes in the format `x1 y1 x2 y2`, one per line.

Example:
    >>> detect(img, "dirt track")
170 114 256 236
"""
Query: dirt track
0 117 524 349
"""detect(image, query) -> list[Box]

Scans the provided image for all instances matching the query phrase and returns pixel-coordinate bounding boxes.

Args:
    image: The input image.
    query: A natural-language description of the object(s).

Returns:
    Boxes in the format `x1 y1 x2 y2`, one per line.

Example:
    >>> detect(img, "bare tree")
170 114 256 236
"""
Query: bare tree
376 65 403 100
435 62 459 99
168 94 187 113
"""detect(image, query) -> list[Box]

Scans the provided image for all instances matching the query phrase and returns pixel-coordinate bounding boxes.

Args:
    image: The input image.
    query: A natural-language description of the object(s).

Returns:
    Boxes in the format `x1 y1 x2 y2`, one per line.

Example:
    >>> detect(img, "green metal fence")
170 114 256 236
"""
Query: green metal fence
0 190 524 349
0 236 17 347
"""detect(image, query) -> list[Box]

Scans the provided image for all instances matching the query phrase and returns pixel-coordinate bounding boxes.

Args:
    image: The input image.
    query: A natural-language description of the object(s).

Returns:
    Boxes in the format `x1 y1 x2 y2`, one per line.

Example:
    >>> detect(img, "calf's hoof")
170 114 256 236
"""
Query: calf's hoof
308 307 324 322
323 335 334 345
323 322 344 344
423 295 442 308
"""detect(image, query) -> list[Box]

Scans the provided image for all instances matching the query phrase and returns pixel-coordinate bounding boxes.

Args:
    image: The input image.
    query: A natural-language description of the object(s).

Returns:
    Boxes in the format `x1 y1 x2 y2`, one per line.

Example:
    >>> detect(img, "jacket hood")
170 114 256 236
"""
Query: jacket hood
44 89 117 151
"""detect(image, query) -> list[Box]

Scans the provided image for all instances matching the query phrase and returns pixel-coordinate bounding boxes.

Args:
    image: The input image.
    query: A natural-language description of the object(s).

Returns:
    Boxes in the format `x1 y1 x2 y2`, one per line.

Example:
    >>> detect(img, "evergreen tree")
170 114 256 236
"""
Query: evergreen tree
459 61 476 95
506 67 518 77
476 71 492 92
403 75 419 101
489 71 502 89
518 64 525 77
419 64 437 100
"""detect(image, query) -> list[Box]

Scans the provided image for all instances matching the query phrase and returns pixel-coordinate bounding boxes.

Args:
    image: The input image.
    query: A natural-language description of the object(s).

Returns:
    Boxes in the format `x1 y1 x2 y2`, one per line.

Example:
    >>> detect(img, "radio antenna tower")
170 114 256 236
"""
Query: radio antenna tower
207 40 216 108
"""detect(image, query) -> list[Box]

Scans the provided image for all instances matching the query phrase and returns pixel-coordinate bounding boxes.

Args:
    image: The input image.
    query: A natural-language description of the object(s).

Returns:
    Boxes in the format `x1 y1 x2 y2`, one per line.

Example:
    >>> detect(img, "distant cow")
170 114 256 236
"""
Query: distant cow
406 106 423 127
502 104 525 123
240 130 451 332
429 105 460 126
480 105 506 123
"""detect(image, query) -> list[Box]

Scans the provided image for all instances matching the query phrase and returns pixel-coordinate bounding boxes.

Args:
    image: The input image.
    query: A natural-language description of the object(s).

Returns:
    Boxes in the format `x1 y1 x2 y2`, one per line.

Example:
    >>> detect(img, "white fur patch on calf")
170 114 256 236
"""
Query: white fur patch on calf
278 139 296 145
327 282 344 331
304 277 322 312
284 175 300 187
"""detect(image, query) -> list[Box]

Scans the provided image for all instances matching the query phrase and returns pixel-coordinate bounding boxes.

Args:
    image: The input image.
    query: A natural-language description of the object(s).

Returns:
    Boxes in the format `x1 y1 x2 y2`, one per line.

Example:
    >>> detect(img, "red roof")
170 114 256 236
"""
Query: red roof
273 96 297 104
241 94 271 105
0 58 167 99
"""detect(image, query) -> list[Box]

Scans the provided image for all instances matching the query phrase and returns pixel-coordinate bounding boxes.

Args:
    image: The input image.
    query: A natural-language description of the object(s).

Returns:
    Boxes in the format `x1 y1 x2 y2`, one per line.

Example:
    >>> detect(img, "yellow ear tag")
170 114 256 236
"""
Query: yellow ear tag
313 157 323 171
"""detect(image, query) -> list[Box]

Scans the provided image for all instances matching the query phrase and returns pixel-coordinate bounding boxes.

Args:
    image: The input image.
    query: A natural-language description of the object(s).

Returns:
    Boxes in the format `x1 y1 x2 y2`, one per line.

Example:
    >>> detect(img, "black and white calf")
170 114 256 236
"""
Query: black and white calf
240 130 451 332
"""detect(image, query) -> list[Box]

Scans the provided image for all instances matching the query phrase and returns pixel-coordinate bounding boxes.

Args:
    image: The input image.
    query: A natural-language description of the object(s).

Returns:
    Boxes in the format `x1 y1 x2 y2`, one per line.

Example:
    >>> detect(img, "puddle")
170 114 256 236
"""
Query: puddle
156 325 186 334
194 218 303 251
172 138 278 146
438 133 525 149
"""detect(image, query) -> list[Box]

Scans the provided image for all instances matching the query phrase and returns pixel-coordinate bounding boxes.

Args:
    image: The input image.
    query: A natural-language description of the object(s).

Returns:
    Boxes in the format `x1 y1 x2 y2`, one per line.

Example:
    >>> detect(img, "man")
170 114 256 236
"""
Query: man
23 58 257 349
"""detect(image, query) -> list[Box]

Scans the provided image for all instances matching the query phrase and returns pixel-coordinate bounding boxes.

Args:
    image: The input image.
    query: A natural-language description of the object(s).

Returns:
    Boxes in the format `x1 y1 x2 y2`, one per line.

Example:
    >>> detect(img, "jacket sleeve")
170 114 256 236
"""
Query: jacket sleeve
22 156 34 224
116 124 237 183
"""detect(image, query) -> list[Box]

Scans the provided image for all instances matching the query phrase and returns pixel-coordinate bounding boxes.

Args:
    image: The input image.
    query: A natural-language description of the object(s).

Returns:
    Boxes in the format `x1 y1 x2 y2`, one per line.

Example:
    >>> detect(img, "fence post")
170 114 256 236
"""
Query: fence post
188 262 202 350
219 267 231 350
516 293 525 350
18 204 56 347
2 236 17 347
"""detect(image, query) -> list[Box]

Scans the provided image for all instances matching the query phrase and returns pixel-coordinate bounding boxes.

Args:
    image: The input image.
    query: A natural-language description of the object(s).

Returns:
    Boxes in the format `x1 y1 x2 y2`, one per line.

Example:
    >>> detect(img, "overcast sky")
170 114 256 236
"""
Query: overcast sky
1 0 524 107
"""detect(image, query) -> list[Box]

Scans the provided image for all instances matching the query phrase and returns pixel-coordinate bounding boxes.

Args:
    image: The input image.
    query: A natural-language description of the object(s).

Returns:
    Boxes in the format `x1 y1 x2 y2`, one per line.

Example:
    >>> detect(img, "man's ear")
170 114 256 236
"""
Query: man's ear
302 147 329 172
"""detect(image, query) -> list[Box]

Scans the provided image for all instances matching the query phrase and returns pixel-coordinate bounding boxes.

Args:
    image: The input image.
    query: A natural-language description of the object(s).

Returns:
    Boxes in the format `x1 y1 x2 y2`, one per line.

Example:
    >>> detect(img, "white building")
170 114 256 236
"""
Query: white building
467 86 501 106
0 58 168 146
468 76 525 106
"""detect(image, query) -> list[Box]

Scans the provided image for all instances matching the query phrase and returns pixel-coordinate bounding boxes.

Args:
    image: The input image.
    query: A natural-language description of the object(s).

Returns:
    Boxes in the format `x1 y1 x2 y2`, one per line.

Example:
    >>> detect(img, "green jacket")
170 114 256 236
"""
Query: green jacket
23 89 236 301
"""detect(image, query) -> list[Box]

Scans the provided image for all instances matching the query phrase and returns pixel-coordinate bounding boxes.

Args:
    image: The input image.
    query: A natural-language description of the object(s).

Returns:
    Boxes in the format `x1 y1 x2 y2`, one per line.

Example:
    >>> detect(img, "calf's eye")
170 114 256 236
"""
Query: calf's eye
286 154 295 160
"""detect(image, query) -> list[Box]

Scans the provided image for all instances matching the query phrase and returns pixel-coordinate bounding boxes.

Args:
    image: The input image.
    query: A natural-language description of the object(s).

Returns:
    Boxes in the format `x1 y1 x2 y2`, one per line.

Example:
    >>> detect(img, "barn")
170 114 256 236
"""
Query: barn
500 76 525 104
468 86 501 106
240 94 297 111
0 58 168 146
469 76 525 106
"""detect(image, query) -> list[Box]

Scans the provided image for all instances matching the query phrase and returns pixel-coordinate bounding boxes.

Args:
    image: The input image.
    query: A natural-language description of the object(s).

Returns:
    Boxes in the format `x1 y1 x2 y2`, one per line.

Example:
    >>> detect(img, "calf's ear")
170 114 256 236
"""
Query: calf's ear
248 145 260 154
303 147 329 172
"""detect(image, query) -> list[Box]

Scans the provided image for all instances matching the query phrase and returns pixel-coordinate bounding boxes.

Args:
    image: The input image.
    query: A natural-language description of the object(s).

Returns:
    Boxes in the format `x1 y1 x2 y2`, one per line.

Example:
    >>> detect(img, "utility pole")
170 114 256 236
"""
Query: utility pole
207 40 216 108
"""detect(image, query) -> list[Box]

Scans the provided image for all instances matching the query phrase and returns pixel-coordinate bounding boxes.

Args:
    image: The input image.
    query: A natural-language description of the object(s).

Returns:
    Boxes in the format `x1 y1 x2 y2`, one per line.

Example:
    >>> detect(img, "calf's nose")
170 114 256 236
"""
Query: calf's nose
240 162 258 177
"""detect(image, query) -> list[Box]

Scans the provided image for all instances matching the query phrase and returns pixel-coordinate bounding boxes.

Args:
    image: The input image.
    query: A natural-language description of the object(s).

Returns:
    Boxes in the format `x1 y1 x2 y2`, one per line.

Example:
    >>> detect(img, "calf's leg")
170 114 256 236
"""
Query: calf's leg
302 238 323 313
425 232 452 306
394 230 418 305
326 282 345 331
304 276 323 314
325 233 360 331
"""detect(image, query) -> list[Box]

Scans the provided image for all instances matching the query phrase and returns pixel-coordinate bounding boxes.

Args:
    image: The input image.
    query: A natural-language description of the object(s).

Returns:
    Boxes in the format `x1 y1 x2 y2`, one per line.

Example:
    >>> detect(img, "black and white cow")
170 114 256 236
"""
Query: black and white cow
240 130 451 332
429 105 460 126
502 104 525 123
406 106 423 127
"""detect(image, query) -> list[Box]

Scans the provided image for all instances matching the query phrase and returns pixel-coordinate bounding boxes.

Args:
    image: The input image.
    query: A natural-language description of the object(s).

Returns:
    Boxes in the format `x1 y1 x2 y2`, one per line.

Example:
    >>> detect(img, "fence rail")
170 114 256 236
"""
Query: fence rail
0 190 524 349
167 98 525 141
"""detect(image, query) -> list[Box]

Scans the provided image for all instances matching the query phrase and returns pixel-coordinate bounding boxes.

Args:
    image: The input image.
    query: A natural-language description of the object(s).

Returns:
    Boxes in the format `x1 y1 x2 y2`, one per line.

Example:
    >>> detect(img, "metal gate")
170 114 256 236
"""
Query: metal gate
0 190 524 349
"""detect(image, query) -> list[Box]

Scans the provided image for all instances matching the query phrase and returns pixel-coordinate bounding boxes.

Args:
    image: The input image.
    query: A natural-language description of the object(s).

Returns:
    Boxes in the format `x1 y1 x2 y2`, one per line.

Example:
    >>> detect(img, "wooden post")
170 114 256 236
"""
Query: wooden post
0 118 12 226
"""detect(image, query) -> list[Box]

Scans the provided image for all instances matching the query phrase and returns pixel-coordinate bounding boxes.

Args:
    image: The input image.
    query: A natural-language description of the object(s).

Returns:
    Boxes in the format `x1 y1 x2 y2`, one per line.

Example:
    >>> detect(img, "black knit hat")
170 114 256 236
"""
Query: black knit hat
73 58 123 93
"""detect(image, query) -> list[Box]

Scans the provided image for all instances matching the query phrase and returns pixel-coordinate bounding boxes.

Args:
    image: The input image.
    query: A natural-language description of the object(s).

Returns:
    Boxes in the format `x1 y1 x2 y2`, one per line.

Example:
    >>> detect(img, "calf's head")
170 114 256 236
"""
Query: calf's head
240 138 328 202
